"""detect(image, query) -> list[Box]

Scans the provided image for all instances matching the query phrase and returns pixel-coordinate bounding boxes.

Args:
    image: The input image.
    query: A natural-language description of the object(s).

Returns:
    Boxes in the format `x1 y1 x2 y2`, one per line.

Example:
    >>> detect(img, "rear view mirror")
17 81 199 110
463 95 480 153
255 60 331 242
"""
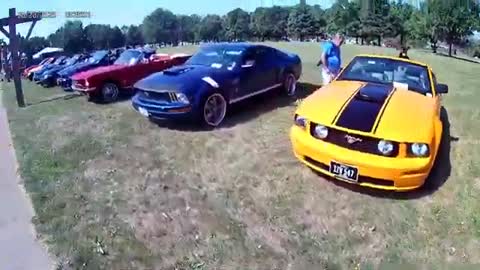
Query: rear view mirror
436 83 448 94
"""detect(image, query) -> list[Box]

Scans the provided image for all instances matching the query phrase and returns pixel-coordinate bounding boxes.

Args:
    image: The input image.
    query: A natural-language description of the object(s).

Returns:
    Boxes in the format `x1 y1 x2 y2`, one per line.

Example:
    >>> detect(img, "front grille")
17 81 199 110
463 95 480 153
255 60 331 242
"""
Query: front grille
138 90 174 103
310 124 399 157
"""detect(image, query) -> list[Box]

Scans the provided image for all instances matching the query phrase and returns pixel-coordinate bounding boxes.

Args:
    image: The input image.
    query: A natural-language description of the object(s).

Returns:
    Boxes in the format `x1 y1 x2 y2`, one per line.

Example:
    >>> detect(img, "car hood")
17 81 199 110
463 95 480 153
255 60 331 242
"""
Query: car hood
43 65 65 75
297 80 437 142
134 64 231 93
58 62 97 77
72 64 127 80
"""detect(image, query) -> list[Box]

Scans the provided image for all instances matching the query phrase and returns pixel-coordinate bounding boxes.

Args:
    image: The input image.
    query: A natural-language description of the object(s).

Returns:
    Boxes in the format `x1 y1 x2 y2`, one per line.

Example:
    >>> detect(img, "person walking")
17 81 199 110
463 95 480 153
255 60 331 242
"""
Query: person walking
317 33 344 86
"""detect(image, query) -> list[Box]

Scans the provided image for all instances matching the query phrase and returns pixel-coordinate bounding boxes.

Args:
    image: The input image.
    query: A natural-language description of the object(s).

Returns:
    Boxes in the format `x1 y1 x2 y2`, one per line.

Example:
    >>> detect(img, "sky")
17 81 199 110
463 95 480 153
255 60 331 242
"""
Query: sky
1 0 336 38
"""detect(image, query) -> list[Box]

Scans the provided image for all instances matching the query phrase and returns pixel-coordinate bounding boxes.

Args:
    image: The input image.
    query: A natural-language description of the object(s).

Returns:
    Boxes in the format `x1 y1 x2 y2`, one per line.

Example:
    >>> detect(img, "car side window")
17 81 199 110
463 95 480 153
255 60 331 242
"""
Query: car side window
254 47 269 64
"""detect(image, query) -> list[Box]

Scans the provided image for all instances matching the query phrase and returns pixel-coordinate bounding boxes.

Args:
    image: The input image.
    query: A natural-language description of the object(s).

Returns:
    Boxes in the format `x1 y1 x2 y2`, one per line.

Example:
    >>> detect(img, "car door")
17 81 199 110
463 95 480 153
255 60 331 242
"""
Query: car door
236 47 271 100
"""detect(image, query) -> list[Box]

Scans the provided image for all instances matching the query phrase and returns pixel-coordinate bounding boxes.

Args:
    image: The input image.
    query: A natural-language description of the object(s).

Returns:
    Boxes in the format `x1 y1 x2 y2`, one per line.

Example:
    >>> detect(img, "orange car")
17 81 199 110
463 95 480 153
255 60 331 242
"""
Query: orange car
290 54 449 191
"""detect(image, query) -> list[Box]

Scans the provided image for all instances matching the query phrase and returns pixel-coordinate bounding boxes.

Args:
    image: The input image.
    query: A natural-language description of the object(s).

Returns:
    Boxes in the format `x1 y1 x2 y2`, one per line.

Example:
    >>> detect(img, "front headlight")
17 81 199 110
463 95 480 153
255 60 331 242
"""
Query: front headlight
175 92 190 104
294 114 307 129
44 74 51 79
378 140 394 155
410 143 429 157
312 124 328 139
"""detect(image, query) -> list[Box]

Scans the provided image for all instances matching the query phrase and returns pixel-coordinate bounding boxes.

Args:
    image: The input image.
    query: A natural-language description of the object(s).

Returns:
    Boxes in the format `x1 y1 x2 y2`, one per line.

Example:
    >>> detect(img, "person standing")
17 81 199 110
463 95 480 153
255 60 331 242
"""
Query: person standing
398 46 410 59
317 33 344 86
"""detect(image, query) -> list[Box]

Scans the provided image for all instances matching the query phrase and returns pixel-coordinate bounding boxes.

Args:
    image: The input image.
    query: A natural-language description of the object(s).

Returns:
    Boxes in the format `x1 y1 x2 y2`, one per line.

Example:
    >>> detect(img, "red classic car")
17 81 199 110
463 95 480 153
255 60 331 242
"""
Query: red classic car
71 49 191 103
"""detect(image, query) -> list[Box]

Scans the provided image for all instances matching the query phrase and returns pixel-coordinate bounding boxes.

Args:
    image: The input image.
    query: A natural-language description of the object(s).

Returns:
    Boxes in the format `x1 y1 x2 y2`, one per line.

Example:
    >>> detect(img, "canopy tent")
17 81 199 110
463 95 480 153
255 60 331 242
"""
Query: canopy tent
32 47 63 59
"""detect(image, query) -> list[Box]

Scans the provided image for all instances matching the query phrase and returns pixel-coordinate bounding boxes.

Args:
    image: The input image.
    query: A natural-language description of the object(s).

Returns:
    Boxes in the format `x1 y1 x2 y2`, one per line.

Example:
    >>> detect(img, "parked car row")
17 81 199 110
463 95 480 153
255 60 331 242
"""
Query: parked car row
22 43 450 192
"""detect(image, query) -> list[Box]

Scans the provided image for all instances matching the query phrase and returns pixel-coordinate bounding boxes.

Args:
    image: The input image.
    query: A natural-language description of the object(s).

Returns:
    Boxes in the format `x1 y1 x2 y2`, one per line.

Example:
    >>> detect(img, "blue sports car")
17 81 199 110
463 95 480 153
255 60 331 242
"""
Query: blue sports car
32 56 68 82
37 54 87 87
57 50 114 91
131 43 302 127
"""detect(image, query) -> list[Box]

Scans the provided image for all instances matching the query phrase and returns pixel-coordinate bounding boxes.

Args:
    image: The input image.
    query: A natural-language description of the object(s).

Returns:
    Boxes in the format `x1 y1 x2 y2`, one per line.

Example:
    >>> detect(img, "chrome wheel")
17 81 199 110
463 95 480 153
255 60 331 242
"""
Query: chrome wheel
203 93 227 127
101 83 119 103
284 73 297 96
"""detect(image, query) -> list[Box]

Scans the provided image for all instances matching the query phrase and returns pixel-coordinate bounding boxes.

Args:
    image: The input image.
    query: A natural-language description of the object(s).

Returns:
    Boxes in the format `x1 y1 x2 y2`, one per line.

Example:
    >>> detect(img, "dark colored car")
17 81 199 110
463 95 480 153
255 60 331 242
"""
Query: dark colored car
37 54 87 87
33 56 68 82
131 43 302 127
71 49 190 103
57 50 115 91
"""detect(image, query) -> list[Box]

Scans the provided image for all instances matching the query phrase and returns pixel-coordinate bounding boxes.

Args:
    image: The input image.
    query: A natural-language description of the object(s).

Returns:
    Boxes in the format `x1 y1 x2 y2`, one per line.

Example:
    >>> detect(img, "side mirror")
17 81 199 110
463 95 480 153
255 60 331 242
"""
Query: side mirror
241 60 255 68
436 83 448 94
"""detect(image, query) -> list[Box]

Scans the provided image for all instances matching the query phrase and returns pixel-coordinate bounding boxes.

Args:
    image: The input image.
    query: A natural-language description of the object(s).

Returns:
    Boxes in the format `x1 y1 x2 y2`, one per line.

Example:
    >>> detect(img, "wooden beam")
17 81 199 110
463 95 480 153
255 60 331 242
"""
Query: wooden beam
0 27 8 38
8 8 26 107
0 16 37 27
25 19 37 40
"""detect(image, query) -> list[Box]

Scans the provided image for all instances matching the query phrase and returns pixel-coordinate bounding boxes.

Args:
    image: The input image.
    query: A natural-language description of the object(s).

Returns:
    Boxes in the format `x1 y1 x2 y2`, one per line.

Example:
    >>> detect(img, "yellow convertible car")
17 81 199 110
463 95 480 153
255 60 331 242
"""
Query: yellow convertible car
290 55 449 191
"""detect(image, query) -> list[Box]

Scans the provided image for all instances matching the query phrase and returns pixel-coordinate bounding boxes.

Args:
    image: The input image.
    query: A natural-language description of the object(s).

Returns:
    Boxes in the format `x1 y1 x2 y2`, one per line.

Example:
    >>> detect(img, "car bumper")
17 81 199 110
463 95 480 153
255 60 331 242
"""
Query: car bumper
131 94 193 121
290 126 434 191
72 84 97 93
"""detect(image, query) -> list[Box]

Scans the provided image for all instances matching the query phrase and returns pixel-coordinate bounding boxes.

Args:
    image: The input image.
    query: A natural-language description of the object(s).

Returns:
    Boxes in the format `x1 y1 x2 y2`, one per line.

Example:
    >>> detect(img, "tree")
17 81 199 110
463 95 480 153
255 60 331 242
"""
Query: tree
84 24 111 50
325 0 358 34
287 5 316 41
53 20 90 54
108 26 125 48
389 1 414 46
177 15 201 44
427 0 480 56
142 8 178 45
225 8 251 41
198 15 224 42
309 4 327 38
125 25 144 46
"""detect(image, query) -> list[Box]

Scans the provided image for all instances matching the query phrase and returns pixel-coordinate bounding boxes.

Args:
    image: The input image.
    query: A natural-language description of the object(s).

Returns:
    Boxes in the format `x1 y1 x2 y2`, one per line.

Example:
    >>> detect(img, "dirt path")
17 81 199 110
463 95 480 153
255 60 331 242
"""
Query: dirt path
0 88 54 270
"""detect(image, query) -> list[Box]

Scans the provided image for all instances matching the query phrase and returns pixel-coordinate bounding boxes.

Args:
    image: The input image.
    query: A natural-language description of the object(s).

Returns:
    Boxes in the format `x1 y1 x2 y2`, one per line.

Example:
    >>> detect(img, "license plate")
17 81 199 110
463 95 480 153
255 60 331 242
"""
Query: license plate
138 107 149 117
329 161 358 183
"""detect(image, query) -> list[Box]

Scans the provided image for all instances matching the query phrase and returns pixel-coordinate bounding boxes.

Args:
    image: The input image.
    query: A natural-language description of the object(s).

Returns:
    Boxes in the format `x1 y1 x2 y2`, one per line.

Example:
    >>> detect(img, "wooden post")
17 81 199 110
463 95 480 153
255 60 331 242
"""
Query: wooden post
8 8 25 107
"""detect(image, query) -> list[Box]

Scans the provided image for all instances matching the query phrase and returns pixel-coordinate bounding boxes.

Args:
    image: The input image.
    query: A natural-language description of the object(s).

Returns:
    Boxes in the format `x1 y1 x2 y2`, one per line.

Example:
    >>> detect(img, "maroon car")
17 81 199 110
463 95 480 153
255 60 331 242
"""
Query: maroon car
71 49 191 103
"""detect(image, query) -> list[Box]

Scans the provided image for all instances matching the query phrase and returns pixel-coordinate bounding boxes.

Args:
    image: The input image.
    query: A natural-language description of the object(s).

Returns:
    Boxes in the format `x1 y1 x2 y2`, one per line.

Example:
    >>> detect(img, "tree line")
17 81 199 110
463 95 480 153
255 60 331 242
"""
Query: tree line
17 0 480 58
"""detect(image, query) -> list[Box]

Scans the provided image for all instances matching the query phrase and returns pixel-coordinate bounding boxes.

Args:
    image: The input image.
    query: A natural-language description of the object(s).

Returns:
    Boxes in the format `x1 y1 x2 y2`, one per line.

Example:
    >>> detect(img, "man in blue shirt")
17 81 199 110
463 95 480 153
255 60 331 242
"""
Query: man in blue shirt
317 33 344 86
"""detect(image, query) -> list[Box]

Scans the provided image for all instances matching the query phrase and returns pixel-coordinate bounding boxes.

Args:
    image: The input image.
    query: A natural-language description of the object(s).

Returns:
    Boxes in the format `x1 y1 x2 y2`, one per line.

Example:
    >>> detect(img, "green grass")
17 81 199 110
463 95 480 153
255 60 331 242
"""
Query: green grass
2 42 480 269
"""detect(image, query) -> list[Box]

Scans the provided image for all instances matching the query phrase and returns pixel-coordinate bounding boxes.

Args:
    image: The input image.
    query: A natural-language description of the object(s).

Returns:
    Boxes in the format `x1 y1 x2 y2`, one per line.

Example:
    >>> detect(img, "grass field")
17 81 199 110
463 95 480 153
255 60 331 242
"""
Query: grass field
2 42 480 270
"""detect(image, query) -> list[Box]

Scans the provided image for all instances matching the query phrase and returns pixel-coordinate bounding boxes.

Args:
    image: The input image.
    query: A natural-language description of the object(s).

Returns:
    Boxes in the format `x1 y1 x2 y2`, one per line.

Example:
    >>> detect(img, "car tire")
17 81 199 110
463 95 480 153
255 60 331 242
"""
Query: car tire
200 92 228 128
283 72 297 96
100 82 120 103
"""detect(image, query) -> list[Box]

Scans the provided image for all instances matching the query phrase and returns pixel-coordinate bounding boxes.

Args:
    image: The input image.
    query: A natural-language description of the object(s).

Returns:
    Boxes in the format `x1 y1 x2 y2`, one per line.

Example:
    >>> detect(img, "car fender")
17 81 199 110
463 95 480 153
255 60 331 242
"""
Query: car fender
194 78 230 109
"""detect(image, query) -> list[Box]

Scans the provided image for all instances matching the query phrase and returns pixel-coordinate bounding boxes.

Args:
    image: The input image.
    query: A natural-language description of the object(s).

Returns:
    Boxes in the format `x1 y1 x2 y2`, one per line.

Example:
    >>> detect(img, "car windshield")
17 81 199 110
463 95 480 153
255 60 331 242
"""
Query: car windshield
337 56 432 95
114 50 143 65
185 47 244 69
39 58 49 65
53 57 65 65
87 51 107 63
65 56 79 66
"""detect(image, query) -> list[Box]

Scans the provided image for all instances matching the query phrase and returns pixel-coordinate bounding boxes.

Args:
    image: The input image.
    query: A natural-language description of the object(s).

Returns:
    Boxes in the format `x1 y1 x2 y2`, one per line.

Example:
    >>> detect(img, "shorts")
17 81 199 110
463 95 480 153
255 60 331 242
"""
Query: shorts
321 69 337 86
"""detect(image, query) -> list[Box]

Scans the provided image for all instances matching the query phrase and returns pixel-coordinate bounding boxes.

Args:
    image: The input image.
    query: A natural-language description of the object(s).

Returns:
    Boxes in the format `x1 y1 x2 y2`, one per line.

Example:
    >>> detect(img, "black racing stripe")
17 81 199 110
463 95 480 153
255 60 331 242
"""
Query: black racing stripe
372 88 396 134
331 84 364 125
335 83 394 133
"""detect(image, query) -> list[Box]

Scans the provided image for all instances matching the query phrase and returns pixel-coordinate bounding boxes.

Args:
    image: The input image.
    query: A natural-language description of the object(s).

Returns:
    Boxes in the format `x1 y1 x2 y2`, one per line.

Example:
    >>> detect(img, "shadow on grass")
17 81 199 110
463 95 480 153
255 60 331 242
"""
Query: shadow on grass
26 93 82 106
151 82 320 131
315 107 456 200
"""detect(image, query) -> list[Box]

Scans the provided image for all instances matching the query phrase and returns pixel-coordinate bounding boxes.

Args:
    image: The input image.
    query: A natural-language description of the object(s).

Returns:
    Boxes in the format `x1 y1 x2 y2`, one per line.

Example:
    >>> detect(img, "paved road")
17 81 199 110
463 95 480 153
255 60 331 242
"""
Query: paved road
0 88 54 270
